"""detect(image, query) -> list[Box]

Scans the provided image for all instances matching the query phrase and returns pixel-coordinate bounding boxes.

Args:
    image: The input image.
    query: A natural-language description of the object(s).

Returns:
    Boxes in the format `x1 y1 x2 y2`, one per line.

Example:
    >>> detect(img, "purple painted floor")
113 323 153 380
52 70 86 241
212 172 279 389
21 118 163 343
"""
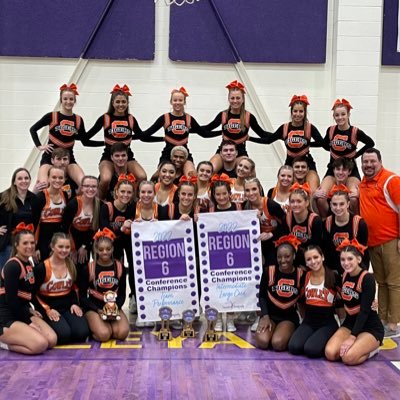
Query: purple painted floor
1 317 399 400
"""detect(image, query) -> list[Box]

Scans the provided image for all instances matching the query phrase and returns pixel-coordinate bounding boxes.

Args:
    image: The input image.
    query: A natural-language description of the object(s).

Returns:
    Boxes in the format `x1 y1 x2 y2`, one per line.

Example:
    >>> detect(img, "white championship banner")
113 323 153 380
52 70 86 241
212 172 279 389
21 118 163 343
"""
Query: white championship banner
197 210 262 313
131 219 199 322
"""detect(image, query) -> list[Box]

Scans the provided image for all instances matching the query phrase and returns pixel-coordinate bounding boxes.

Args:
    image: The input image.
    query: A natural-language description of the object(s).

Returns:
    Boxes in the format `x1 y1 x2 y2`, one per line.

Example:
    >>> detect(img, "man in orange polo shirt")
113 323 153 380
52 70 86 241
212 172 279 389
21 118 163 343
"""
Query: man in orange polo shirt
359 148 400 338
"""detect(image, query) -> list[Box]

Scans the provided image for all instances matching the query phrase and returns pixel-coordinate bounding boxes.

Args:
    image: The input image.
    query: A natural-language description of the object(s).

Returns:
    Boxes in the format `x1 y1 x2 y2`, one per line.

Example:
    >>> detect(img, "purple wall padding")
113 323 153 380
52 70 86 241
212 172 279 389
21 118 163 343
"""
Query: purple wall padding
382 0 400 66
169 0 328 64
0 0 155 60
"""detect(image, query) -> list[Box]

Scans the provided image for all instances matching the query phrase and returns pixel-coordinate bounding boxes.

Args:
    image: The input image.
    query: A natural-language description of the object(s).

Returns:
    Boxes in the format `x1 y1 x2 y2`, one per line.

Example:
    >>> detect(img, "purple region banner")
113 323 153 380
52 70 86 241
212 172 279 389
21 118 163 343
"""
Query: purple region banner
197 210 261 313
131 220 199 322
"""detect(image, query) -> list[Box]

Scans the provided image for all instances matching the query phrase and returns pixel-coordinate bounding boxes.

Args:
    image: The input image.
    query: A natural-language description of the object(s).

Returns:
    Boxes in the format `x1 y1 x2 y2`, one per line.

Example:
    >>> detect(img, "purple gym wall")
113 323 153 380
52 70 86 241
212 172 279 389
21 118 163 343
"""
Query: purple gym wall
0 0 155 60
382 0 400 66
169 0 328 64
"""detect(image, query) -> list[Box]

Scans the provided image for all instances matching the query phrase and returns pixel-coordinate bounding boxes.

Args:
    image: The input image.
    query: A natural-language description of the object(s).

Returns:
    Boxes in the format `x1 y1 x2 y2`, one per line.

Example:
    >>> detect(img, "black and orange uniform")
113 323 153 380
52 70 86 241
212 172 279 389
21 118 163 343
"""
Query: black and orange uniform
33 189 68 260
78 260 126 313
285 211 323 267
30 111 90 165
99 201 135 295
219 165 237 179
341 270 383 343
33 259 89 344
154 182 178 207
208 203 241 213
288 271 341 358
0 257 35 332
203 110 267 157
258 264 304 325
141 113 217 164
267 187 290 213
249 122 324 171
322 125 375 179
244 197 287 266
322 214 369 273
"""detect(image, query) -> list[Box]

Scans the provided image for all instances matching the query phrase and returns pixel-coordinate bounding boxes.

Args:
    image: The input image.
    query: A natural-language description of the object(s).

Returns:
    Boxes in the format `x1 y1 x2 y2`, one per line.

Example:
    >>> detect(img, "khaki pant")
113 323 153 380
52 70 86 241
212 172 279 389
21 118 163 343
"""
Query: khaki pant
369 239 400 324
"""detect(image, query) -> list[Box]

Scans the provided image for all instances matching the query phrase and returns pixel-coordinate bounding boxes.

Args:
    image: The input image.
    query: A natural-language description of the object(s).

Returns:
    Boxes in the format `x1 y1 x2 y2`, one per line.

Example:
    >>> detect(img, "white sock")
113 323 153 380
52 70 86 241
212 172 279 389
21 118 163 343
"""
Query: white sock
0 341 10 350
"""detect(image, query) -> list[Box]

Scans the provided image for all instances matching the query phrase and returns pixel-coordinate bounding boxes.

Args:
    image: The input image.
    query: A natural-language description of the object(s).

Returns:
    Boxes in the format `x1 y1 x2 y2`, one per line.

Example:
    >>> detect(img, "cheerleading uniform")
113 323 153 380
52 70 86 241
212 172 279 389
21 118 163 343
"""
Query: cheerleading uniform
267 187 290 213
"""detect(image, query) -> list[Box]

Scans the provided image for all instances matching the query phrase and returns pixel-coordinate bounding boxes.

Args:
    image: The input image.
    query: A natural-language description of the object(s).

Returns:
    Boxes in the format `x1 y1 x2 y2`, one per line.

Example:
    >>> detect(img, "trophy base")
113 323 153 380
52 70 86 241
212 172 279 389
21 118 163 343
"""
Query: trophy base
181 328 195 338
158 330 172 341
203 331 219 342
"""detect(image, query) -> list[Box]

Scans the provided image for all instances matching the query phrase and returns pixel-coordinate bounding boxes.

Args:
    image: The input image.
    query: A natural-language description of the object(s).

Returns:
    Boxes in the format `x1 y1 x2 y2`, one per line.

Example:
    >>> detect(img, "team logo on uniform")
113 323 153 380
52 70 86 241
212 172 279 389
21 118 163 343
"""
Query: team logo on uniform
96 271 118 289
275 278 297 298
57 120 77 136
110 121 130 139
73 216 92 230
42 206 64 221
292 226 309 242
46 278 73 293
331 134 352 152
286 130 308 149
169 120 188 135
224 118 242 134
25 265 35 284
341 281 359 301
333 232 349 247
111 216 126 230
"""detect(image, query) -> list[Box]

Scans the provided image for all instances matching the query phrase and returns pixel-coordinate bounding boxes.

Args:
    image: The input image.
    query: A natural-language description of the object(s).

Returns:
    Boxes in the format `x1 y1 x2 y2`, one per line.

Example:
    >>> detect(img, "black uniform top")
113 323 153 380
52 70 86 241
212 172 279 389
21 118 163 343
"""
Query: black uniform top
203 110 267 145
78 260 126 312
219 166 237 179
259 265 304 320
62 177 78 201
322 125 375 163
0 257 35 324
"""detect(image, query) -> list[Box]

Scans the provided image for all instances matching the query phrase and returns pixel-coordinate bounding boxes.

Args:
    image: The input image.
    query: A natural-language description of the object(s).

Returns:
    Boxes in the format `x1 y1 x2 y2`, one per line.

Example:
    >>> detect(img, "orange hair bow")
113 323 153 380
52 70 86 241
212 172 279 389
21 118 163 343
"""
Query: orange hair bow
13 222 34 234
111 84 132 96
289 95 309 107
331 98 353 111
179 175 198 184
336 238 367 255
93 228 116 242
274 234 301 251
328 184 350 199
171 87 189 97
226 80 246 93
118 173 136 183
289 182 312 196
59 83 79 95
211 173 233 185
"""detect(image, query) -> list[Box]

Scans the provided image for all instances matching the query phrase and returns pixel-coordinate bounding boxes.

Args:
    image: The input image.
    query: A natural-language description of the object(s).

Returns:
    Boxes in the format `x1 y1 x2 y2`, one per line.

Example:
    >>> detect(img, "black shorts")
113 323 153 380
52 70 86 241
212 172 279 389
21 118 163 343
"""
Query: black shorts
324 162 361 180
285 153 317 172
159 144 194 164
100 147 135 163
342 315 384 344
270 312 300 327
40 148 77 166
0 304 31 334
216 142 248 157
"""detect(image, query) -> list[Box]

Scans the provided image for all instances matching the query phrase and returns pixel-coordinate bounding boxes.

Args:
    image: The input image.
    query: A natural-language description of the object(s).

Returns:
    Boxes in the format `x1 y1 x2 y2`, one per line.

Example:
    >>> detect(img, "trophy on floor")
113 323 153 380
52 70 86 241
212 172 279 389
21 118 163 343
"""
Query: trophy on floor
181 309 196 338
158 306 173 341
203 307 219 342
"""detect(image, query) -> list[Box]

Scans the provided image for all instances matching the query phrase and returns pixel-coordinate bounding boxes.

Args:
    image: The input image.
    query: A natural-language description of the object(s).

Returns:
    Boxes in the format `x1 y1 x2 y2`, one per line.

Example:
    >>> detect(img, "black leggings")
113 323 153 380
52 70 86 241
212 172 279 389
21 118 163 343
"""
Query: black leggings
46 311 90 345
288 319 338 358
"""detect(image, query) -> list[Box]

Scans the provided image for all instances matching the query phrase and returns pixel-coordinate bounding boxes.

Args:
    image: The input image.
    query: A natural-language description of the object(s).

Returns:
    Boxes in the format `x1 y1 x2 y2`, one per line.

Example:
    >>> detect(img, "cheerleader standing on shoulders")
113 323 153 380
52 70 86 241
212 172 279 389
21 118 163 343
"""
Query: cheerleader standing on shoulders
79 229 129 342
255 235 304 351
318 99 375 213
267 165 294 213
196 161 214 213
230 157 256 205
203 80 268 173
30 83 87 186
288 245 342 358
0 224 57 354
33 233 89 344
84 85 150 199
250 95 324 192
33 166 68 261
154 161 178 207
325 239 383 365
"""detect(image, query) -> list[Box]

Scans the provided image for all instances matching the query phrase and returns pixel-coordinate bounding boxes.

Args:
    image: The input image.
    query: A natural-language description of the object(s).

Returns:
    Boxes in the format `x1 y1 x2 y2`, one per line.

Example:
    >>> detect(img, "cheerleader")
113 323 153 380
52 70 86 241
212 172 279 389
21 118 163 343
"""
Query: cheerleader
30 83 87 186
33 166 67 261
250 95 324 192
325 239 383 365
34 233 89 344
292 156 309 185
141 87 216 177
286 183 323 267
322 185 368 274
0 168 36 267
203 80 268 172
255 235 304 351
318 99 375 210
79 229 129 342
0 224 57 354
50 148 78 200
171 177 198 221
288 245 341 358
219 140 239 179
231 157 256 205
267 165 294 212
62 176 101 275
85 85 151 199
154 161 178 206
196 161 213 213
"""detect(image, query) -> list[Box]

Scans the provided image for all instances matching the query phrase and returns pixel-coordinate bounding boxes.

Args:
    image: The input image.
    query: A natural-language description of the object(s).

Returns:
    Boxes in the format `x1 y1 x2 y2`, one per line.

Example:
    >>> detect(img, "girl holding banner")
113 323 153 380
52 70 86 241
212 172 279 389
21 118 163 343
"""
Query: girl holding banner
196 161 214 213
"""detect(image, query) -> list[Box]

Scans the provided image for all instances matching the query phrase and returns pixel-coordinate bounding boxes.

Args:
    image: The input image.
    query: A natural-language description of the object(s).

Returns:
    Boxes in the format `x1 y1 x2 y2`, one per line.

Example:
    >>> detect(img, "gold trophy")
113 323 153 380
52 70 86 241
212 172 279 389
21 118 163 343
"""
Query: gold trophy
203 307 219 342
181 309 196 338
158 306 173 341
